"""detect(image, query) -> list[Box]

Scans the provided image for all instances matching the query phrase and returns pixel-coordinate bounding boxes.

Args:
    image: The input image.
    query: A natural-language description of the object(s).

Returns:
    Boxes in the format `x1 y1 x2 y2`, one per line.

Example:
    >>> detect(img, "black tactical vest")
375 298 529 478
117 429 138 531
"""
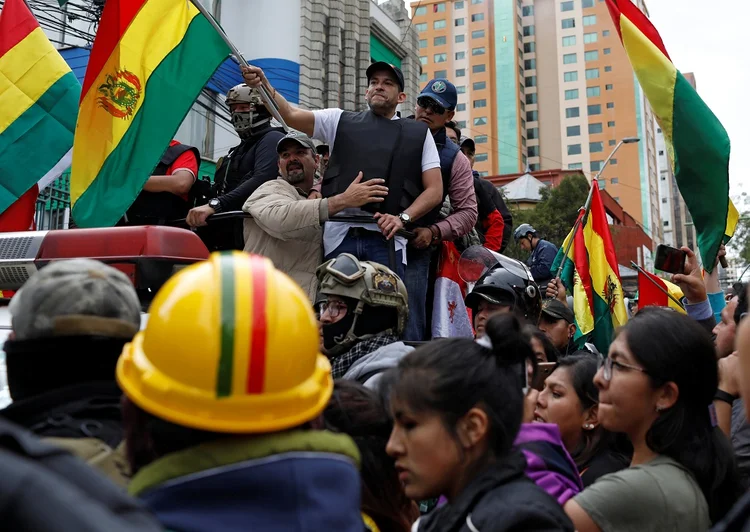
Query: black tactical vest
123 143 200 225
321 111 434 224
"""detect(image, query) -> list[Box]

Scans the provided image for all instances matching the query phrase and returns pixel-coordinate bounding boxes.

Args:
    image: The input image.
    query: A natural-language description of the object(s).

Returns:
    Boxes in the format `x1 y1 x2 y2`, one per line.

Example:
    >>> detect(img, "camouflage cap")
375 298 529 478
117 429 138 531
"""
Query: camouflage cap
9 259 141 340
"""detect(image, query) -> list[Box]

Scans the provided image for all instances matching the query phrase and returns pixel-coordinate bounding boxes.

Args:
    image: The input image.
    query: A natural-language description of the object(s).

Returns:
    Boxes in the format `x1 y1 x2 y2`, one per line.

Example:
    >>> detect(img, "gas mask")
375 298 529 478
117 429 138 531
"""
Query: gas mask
226 84 272 139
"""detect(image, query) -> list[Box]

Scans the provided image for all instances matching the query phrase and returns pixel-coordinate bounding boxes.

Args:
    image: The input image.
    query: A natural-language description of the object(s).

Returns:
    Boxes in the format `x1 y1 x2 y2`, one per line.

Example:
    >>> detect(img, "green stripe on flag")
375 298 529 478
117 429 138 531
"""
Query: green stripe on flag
590 293 616 354
0 71 79 213
71 14 230 227
217 253 236 397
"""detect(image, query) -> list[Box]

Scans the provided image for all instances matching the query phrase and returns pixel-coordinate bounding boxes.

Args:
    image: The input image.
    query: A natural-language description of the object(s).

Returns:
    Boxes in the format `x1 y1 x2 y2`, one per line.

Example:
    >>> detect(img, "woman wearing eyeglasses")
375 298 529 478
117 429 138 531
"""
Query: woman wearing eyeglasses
564 308 743 532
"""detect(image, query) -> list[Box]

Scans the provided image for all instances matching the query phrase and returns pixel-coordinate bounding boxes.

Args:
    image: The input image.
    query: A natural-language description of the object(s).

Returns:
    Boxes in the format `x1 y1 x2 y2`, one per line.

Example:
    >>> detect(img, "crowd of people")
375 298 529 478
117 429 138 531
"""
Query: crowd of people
1 61 749 532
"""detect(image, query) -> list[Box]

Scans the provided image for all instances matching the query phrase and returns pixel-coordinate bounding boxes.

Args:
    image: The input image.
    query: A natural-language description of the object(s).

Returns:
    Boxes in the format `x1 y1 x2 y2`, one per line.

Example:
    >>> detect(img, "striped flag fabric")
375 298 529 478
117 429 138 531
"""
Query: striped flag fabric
70 0 231 227
0 0 79 229
605 0 737 272
637 269 685 314
551 180 628 353
432 242 473 339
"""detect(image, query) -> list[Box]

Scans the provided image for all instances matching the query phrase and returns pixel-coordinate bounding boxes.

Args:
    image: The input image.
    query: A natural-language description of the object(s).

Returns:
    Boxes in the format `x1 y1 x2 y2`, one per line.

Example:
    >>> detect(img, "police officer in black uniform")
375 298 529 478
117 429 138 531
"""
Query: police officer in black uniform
186 84 286 251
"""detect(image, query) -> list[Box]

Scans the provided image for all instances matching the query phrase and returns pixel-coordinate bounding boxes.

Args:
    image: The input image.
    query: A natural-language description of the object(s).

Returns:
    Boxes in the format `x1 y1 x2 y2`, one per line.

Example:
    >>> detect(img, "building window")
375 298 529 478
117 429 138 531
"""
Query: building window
590 141 604 152
530 163 542 171
604 48 611 55
472 13 485 22
415 23 428 32
455 0 465 7
658 149 665 156
456 68 466 77
456 85 466 93
607 120 615 126
527 127 539 139
419 39 428 48
414 6 428 15
475 153 488 162
563 53 577 64
456 103 466 111
518 31 523 42
597 178 606 189
434 36 447 46
583 15 597 25
569 162 583 170
472 30 486 38
564 71 579 82
610 158 618 165
587 86 601 97
562 36 576 47
565 89 579 100
473 81 486 90
567 125 581 136
568 144 582 155
605 83 613 90
609 139 616 146
478 171 489 177
604 65 612 72
562 18 575 29
472 46 486 55
523 25 535 36
584 32 598 43
606 102 614 109
456 51 466 60
522 136 527 146
434 53 447 63
420 73 428 82
519 82 525 94
435 69 448 78
475 135 488 143
602 29 610 36
524 59 536 69
473 64 486 73
589 122 603 134
522 5 534 16
456 121 467 128
519 65 524 77
585 68 600 79
472 0 484 4
435 3 446 12
588 104 602 115
611 177 619 184
528 145 540 156
420 56 428 65
474 117 487 126
590 160 603 171
526 110 539 121
662 197 668 203
585 50 599 61
434 19 447 29
561 1 574 11
582 0 594 7
526 93 538 104
565 107 580 118
473 99 487 108
456 34 465 43
524 42 536 53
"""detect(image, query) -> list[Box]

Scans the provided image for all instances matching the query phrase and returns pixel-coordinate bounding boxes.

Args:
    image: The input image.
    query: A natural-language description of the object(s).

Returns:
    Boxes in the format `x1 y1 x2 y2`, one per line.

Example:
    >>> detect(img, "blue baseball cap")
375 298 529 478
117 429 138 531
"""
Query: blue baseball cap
419 78 458 111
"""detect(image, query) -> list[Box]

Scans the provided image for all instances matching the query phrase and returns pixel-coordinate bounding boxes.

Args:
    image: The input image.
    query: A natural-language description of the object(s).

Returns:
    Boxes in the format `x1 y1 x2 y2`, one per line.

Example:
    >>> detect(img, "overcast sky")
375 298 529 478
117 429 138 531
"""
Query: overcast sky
402 0 747 205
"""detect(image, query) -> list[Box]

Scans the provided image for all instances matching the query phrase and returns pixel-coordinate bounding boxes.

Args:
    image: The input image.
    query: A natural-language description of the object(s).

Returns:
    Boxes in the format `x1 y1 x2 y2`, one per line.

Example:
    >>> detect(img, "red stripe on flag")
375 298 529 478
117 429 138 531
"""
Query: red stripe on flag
573 210 595 314
605 0 671 62
246 255 268 394
80 0 149 100
0 0 40 58
588 180 621 279
0 184 38 232
637 270 668 309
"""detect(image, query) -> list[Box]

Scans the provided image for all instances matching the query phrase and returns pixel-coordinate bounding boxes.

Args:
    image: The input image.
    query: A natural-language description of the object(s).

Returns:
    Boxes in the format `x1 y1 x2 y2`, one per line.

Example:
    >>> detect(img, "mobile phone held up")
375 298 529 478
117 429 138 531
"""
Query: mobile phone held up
653 244 687 275
532 362 558 391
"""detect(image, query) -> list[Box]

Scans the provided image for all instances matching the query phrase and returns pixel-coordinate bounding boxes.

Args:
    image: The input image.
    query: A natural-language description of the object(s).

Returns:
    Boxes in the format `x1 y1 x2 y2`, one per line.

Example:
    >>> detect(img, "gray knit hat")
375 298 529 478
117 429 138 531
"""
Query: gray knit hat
9 259 141 340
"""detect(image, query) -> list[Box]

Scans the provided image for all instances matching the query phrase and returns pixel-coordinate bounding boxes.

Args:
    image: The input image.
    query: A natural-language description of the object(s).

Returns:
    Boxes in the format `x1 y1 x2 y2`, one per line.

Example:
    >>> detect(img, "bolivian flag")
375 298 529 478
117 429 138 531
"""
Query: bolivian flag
605 0 737 272
71 0 231 227
551 180 628 354
0 0 79 227
637 269 685 314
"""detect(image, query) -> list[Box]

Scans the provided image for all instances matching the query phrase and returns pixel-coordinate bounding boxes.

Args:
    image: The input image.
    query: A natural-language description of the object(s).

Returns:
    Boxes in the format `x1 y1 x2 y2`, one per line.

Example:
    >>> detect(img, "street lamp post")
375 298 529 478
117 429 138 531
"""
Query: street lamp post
594 136 640 184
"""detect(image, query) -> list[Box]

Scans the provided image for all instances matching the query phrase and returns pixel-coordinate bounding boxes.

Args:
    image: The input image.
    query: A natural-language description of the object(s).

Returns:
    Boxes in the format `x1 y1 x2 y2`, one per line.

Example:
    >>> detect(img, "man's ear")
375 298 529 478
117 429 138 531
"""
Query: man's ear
446 110 456 121
398 92 407 104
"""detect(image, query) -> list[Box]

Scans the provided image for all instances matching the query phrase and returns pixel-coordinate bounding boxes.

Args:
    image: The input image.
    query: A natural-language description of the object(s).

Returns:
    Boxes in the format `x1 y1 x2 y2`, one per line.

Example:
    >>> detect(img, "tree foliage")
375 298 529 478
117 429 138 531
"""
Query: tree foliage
503 174 590 261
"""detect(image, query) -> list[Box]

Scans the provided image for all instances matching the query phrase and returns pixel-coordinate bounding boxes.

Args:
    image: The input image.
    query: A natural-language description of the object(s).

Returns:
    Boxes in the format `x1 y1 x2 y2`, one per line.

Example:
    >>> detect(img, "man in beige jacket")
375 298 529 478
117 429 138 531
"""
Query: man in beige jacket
243 131 388 300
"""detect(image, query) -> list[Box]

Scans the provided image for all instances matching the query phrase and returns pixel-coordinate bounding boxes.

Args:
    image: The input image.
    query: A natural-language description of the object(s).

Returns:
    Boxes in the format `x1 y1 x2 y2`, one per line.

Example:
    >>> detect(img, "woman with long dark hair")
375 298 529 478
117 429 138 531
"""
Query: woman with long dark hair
532 352 629 486
523 324 560 363
565 308 743 531
324 380 419 532
385 314 573 531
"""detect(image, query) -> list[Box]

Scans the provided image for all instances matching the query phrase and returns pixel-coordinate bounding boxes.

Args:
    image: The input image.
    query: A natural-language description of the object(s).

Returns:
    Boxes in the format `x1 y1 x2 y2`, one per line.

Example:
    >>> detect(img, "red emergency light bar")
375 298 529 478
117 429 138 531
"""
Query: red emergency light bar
0 226 209 294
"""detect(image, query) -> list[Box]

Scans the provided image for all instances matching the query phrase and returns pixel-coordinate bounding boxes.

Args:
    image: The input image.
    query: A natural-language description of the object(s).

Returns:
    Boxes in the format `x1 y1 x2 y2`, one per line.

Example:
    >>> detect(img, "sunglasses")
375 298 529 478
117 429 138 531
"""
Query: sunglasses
417 96 447 115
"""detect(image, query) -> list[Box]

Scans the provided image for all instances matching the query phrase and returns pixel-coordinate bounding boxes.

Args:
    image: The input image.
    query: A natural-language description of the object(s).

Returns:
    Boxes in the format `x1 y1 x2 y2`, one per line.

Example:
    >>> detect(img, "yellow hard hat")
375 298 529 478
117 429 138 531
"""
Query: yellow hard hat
117 252 332 433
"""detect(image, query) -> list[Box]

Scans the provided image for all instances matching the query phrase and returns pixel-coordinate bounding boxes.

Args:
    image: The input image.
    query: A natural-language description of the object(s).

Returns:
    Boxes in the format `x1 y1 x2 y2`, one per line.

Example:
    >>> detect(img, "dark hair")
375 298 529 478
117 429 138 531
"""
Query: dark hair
556 351 617 470
522 324 560 363
734 282 747 326
445 120 461 141
390 314 533 461
622 307 743 523
324 381 419 532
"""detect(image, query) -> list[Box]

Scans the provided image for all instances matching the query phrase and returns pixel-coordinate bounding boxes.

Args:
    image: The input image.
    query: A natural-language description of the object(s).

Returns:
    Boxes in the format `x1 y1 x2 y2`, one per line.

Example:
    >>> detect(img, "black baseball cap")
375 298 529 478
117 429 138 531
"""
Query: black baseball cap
541 299 575 324
316 144 329 155
366 62 405 91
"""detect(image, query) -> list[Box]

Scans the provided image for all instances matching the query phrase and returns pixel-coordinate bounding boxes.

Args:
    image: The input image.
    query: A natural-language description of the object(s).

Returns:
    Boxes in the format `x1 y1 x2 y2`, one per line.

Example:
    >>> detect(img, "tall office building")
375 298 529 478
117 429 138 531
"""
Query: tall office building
412 0 661 239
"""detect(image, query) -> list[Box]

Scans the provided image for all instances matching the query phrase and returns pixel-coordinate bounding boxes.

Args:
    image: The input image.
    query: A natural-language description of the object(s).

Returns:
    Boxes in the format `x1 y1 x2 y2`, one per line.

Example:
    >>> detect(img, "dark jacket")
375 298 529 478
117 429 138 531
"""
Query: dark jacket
712 489 750 532
474 176 513 251
130 429 364 532
417 450 574 532
529 239 558 287
0 418 162 532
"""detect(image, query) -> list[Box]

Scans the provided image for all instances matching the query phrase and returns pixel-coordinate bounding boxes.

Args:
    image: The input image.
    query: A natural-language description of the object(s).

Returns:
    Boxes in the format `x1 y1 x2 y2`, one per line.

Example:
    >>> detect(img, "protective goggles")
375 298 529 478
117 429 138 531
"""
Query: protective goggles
317 253 366 285
417 96 447 115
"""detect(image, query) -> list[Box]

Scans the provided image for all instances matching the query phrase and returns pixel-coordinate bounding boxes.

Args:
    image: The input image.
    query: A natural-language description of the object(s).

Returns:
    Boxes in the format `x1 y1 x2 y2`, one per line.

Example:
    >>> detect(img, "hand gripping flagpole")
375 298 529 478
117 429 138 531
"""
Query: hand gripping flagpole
629 261 685 311
188 0 289 132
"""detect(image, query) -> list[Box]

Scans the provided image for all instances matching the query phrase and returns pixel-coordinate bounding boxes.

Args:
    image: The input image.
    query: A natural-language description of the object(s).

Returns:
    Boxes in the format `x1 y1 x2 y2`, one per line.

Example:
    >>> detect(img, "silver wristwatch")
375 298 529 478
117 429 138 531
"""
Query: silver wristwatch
398 212 411 225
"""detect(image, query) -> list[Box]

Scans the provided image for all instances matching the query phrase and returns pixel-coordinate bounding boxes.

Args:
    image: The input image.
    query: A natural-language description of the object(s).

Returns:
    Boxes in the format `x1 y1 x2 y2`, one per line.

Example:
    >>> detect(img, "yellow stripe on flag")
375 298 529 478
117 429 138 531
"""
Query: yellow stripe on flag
583 221 629 328
726 199 740 239
0 27 72 134
663 278 686 314
71 0 200 203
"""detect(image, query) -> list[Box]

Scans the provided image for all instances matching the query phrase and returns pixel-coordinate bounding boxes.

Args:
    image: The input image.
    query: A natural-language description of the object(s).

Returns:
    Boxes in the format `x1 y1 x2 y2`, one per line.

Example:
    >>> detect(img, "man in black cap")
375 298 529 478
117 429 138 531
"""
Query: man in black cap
241 62 443 279
538 299 578 354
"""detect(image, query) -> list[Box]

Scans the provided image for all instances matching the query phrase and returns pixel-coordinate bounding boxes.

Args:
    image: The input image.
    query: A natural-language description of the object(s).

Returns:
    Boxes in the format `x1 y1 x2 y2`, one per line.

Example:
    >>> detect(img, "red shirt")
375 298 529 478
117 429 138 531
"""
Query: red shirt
167 140 199 201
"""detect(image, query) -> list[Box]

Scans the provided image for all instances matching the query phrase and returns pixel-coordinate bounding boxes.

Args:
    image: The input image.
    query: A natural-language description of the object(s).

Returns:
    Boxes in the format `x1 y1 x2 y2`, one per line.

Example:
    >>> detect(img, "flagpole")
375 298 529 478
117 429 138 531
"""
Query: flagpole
187 0 289 132
630 260 685 310
554 183 595 280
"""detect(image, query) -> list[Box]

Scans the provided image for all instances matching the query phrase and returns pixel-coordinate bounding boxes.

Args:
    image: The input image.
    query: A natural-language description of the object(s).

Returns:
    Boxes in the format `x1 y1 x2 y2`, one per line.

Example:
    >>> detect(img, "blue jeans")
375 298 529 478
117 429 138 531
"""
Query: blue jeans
403 246 431 341
325 229 405 280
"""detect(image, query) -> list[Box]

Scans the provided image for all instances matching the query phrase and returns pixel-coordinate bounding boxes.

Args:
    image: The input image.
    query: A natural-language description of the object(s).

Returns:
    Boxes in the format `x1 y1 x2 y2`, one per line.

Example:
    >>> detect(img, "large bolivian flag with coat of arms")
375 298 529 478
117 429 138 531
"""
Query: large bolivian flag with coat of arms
71 0 231 227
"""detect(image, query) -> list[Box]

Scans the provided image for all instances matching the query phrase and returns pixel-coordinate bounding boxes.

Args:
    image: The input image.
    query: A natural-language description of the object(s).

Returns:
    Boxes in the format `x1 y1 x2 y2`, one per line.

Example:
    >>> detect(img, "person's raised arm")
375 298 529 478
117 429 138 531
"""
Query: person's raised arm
241 65 315 137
